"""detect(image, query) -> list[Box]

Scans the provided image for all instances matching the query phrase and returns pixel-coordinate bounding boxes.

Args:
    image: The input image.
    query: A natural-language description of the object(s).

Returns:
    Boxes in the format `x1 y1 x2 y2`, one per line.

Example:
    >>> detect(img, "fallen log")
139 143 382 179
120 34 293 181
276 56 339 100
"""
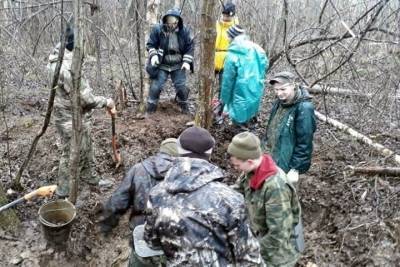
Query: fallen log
315 110 400 165
307 85 400 100
346 166 400 176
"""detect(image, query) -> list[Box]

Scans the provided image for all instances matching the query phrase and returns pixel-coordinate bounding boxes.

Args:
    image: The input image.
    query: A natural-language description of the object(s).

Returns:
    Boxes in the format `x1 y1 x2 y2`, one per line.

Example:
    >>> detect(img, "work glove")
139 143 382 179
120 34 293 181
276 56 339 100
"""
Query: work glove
150 55 159 66
287 169 299 184
181 62 190 71
106 98 116 115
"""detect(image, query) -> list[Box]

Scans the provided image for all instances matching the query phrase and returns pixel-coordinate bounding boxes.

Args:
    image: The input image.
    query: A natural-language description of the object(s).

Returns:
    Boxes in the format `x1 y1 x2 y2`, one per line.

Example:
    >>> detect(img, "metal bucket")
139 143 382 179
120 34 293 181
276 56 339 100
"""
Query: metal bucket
38 200 76 246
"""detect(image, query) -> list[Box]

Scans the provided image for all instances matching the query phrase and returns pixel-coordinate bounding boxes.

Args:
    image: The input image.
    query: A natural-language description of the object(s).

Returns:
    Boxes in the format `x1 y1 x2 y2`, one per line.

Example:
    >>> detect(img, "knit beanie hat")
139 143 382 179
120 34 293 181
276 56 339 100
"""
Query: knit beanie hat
228 132 262 160
227 25 245 39
159 138 179 157
222 3 236 16
177 126 215 160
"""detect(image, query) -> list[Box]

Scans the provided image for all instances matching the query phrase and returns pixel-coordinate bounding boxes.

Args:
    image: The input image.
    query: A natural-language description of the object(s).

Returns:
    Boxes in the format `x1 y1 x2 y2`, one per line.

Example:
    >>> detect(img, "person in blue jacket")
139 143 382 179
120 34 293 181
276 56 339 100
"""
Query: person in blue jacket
220 25 268 128
146 8 194 114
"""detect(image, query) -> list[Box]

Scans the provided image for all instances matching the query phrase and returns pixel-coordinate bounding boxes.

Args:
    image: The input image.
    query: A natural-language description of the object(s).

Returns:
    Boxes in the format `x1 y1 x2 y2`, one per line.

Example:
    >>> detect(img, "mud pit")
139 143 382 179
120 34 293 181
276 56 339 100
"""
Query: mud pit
1 89 400 266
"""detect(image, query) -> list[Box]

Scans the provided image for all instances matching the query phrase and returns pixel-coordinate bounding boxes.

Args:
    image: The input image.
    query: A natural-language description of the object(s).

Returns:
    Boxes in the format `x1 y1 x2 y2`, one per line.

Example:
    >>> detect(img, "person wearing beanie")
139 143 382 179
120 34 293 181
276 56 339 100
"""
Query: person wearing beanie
98 138 178 266
215 2 239 92
47 22 116 198
219 24 269 130
263 71 316 184
228 132 303 266
145 7 194 114
142 126 264 266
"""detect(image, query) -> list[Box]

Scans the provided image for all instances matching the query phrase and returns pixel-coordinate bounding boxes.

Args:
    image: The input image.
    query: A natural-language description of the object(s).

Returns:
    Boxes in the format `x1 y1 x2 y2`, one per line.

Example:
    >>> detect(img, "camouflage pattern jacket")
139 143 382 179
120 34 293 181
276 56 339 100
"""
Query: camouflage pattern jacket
47 45 108 131
101 153 176 230
238 158 301 266
144 157 264 267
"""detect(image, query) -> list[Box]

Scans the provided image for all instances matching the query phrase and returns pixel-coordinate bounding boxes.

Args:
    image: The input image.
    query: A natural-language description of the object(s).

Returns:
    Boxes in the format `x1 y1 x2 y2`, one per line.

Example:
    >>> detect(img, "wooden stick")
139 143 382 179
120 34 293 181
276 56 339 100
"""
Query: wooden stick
346 166 400 176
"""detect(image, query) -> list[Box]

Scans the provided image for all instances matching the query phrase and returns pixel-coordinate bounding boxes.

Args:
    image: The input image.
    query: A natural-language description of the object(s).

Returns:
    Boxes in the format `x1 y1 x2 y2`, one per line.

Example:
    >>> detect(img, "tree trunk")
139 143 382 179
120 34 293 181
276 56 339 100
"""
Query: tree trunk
195 0 217 129
346 166 400 177
315 110 400 165
139 0 160 113
69 0 84 204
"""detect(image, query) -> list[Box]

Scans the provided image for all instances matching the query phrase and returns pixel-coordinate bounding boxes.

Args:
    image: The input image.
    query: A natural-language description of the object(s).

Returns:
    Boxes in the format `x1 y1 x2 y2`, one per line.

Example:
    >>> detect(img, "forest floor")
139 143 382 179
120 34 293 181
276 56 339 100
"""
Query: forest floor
1 75 400 266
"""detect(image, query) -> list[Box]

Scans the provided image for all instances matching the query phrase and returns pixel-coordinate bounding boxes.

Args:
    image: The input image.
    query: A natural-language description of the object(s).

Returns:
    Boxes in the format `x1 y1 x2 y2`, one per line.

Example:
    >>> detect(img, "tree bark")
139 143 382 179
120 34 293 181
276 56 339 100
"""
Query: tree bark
139 0 160 113
315 110 400 166
69 0 84 204
195 0 216 129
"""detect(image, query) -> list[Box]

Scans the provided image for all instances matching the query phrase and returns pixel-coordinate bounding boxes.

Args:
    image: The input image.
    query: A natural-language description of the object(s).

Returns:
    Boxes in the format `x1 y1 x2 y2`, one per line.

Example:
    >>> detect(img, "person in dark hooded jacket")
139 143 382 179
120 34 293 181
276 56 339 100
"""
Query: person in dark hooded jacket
263 71 316 186
146 8 194 114
98 138 178 267
142 126 264 267
98 138 178 231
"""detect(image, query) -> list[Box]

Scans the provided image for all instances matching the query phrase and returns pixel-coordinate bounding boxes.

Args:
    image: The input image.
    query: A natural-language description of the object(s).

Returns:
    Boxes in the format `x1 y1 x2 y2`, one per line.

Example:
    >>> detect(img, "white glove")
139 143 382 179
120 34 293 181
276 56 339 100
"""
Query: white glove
287 169 299 184
150 56 159 66
106 98 115 109
181 62 190 71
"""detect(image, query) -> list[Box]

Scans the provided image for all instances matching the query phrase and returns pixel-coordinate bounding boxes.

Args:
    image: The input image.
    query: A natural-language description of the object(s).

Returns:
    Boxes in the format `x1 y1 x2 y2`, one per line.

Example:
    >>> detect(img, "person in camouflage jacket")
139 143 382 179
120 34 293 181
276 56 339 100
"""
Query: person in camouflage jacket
143 126 264 267
47 28 116 197
228 132 302 267
98 138 178 267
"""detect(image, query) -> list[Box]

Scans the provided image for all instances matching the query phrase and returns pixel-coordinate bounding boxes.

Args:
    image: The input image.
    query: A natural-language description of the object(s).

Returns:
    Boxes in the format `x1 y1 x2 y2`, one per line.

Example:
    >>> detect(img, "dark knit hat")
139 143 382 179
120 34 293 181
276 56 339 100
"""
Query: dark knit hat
227 25 245 39
222 3 236 16
177 126 215 160
228 132 262 160
269 71 296 85
159 138 179 157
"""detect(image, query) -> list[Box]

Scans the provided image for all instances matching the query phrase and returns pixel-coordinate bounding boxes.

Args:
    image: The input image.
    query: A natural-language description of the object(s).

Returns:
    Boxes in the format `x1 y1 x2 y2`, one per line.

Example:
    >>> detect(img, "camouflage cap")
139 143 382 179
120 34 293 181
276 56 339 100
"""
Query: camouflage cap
133 225 164 258
269 71 296 85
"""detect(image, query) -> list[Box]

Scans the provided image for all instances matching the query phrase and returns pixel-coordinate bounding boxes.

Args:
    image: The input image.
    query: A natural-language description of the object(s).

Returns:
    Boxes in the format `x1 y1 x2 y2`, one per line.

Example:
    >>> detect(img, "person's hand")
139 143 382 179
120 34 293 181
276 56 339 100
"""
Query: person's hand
181 62 190 71
106 99 116 115
150 55 159 66
287 169 299 183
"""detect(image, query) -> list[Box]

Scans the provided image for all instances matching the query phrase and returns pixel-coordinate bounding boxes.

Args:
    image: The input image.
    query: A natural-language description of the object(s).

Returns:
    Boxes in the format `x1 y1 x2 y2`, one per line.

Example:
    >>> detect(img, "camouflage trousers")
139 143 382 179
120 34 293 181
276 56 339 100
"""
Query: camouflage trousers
128 248 165 267
55 119 98 197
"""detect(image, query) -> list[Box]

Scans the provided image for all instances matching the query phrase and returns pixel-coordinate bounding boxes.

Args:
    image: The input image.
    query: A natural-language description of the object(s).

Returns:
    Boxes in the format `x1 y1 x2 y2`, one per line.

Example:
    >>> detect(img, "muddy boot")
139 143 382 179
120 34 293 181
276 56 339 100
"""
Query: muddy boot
146 102 157 114
178 102 189 114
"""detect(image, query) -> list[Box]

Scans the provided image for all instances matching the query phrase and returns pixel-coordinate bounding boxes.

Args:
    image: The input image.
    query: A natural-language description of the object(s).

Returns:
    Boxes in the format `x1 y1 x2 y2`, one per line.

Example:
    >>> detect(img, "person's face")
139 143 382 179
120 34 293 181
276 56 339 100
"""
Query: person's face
230 156 255 173
222 14 233 22
272 82 296 102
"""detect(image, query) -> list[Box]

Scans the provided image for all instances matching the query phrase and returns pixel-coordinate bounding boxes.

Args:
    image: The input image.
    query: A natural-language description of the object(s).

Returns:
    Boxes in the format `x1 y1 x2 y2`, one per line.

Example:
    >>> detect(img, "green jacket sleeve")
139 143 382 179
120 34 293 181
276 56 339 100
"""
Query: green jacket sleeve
80 78 108 110
259 186 293 262
289 101 316 173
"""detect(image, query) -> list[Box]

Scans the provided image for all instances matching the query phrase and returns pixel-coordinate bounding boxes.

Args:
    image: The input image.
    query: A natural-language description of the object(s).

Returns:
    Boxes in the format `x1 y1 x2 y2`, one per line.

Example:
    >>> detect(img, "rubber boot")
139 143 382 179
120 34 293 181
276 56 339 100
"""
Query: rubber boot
146 103 157 114
178 102 189 114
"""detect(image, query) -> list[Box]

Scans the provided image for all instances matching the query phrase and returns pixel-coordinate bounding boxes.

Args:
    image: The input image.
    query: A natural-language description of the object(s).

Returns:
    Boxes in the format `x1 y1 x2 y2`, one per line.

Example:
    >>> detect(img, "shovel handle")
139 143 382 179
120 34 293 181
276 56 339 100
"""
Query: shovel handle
24 185 57 201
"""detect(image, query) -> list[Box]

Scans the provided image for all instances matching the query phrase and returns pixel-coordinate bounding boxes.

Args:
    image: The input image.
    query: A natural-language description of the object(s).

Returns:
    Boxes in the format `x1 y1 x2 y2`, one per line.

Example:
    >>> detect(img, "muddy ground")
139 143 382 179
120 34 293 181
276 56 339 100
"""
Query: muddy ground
1 71 400 266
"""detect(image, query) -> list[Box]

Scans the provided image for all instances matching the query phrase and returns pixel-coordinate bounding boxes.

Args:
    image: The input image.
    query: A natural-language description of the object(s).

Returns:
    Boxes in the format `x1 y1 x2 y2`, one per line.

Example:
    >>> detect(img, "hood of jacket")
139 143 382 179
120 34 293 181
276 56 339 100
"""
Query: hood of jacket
227 34 252 55
141 152 176 180
164 157 224 194
162 8 184 30
47 44 73 70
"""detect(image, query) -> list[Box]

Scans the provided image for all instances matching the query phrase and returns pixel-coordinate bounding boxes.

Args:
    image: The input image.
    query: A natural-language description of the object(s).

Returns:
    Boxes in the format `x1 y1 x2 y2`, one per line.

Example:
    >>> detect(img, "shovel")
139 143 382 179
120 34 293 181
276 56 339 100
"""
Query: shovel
0 185 57 213
111 111 122 168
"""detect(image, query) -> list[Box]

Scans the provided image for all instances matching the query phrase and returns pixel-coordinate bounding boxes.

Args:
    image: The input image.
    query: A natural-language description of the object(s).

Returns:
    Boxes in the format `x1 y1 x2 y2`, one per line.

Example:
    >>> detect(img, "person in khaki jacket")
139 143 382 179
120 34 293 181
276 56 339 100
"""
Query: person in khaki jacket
47 25 116 197
228 131 303 267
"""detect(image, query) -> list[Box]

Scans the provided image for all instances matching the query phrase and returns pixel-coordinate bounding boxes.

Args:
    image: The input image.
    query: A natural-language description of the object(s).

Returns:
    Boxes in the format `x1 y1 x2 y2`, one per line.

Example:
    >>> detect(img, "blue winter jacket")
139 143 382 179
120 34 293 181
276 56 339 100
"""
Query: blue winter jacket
146 8 194 72
220 35 268 124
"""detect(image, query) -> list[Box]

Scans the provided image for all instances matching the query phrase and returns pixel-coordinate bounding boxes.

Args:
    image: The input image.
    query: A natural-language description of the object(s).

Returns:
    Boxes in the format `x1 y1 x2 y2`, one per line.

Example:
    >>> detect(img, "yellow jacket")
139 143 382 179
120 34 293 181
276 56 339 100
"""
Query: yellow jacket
214 18 238 71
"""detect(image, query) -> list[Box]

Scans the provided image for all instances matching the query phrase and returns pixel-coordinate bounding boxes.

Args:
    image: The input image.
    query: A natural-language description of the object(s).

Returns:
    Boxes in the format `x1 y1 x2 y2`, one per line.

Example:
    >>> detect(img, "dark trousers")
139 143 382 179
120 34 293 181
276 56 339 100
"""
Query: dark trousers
148 69 188 105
